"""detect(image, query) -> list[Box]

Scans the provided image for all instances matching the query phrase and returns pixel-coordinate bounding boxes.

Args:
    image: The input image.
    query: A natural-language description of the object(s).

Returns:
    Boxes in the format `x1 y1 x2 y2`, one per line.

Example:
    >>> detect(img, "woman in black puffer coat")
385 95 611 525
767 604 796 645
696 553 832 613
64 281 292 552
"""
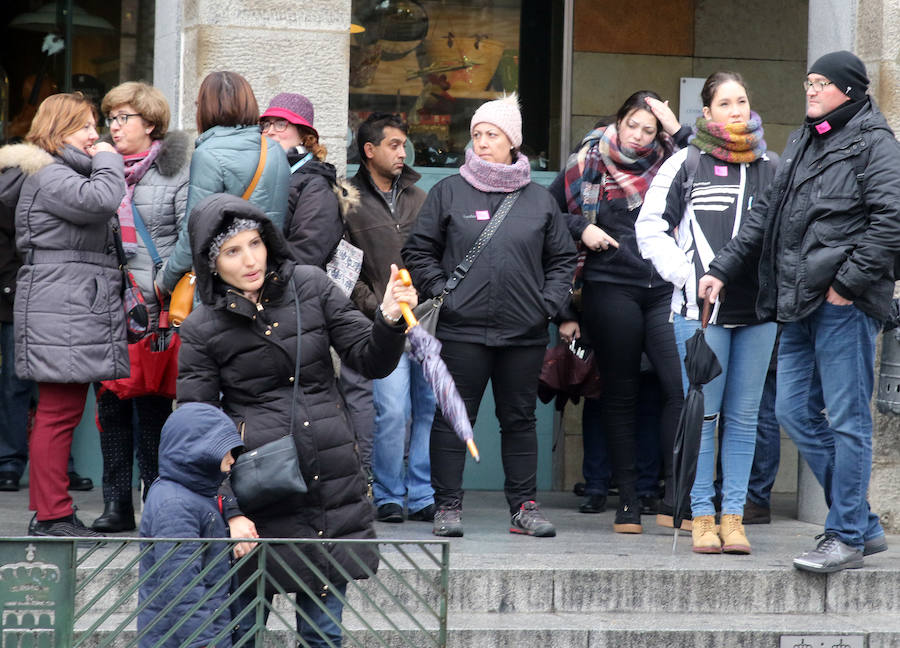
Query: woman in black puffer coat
259 92 358 268
176 192 413 647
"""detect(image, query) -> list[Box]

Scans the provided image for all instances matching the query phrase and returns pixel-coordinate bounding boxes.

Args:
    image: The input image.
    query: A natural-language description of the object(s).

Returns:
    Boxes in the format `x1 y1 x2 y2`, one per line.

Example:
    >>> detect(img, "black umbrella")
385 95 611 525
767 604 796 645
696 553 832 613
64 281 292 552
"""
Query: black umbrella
672 300 721 551
397 270 480 462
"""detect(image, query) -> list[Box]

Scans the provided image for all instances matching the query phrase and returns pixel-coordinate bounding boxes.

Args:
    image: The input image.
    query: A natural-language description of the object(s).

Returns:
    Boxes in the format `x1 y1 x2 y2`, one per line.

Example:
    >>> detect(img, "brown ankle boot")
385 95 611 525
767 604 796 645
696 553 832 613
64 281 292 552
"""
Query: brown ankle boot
691 515 722 554
719 514 751 554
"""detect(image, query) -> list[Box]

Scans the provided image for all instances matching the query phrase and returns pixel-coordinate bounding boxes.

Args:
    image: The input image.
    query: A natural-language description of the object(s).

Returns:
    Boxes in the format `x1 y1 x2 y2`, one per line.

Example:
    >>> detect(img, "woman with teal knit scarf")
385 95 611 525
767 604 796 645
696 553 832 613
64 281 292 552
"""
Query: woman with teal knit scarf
636 72 779 555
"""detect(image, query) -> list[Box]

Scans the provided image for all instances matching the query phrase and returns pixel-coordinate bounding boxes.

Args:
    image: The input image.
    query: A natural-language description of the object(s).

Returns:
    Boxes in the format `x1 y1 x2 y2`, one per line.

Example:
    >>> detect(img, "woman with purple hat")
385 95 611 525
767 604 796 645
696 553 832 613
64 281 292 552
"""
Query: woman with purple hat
260 93 357 268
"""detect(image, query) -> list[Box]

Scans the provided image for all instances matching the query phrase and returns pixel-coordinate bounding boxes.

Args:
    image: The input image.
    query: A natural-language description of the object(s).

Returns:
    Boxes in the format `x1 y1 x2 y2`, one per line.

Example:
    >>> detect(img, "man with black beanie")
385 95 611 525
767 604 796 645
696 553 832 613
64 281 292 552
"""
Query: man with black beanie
698 50 900 573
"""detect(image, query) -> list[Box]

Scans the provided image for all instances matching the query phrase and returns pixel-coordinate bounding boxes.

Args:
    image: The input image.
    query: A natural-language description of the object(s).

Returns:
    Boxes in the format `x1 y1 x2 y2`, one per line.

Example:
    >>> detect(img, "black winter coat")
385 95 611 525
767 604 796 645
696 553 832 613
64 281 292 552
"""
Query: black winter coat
0 167 25 323
176 194 407 595
709 98 900 323
284 152 345 269
402 173 576 347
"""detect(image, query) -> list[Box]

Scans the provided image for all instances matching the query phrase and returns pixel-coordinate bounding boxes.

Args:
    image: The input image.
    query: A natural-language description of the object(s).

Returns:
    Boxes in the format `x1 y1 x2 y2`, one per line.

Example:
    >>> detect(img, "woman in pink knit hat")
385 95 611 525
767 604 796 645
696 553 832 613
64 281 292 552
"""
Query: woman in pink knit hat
403 94 577 539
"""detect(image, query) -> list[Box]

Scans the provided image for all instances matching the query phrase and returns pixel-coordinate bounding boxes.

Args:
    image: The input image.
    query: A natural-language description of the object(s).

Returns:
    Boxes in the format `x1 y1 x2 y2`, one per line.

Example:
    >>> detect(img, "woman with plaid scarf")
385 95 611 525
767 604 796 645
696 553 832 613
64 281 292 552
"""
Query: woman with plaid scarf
558 91 690 535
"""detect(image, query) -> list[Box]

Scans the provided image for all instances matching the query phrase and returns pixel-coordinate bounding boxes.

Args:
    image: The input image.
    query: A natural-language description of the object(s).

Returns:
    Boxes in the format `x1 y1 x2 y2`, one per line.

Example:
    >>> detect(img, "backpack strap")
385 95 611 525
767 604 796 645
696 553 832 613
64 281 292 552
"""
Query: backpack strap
681 145 701 205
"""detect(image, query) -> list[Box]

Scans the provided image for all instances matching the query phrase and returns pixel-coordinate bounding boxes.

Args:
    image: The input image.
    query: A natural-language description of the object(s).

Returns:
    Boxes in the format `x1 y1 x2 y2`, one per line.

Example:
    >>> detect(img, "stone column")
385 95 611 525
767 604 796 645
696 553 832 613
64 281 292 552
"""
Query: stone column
154 0 352 171
855 0 900 534
794 0 860 525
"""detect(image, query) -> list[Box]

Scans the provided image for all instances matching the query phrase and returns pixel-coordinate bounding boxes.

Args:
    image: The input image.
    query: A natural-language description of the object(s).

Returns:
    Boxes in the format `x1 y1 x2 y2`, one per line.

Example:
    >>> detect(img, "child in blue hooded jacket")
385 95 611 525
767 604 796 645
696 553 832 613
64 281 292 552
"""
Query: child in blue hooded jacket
138 403 244 648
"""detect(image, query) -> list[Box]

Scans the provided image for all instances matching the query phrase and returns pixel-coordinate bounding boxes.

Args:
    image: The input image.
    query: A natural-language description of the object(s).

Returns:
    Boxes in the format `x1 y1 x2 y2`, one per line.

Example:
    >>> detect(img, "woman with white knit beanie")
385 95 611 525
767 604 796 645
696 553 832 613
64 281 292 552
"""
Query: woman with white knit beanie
403 94 577 538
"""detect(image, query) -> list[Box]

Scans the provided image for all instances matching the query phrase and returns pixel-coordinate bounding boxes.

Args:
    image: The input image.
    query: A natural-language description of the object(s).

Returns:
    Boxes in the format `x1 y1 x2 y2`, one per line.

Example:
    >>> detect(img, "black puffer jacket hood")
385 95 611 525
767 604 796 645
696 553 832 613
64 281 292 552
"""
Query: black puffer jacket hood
188 193 295 306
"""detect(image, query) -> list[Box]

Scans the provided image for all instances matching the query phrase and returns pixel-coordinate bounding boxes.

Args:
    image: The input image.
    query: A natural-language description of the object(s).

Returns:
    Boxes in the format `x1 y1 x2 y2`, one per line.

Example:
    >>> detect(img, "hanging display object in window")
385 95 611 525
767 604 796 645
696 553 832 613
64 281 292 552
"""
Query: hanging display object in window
349 0 525 168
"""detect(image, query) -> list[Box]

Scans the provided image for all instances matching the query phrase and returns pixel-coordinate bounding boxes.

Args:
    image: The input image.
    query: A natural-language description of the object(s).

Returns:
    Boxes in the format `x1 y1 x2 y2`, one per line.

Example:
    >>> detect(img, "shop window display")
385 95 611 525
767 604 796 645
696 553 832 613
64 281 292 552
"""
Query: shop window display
0 0 154 144
349 0 562 169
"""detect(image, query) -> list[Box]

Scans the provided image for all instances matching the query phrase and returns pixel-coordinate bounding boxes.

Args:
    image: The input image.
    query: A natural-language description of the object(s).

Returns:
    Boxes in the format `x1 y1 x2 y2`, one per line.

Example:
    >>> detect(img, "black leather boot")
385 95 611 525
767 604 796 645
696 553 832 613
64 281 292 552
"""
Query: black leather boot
67 471 94 491
92 500 136 532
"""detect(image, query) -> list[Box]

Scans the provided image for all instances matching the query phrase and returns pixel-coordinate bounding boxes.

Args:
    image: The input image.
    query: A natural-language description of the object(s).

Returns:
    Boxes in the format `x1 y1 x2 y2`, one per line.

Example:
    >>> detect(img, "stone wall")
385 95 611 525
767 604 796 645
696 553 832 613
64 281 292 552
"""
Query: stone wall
855 0 900 534
155 0 352 173
570 0 808 155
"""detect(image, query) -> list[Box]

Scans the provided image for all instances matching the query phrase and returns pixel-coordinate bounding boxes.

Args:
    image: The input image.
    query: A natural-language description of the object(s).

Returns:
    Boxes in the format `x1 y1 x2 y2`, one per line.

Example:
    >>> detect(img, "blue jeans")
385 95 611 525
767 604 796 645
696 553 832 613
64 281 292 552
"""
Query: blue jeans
372 352 436 512
746 368 780 508
673 315 776 517
582 371 662 498
235 581 347 647
0 322 35 476
775 302 883 550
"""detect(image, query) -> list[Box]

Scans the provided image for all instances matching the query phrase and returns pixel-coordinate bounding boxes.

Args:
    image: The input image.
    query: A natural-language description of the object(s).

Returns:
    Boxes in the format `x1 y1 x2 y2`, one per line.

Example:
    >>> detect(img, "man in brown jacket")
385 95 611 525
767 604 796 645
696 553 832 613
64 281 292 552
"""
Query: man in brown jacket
346 113 435 524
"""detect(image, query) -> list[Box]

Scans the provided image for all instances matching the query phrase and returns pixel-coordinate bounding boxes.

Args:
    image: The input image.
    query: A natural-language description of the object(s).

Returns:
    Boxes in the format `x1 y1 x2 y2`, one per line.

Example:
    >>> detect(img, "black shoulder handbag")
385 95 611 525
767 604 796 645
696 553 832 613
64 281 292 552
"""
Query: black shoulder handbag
229 278 308 513
413 189 520 335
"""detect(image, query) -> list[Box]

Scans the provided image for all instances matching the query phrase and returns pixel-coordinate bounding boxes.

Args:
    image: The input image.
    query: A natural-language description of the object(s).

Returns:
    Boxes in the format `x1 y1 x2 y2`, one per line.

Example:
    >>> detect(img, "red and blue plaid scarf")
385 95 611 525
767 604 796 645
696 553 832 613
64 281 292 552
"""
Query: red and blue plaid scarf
564 124 673 222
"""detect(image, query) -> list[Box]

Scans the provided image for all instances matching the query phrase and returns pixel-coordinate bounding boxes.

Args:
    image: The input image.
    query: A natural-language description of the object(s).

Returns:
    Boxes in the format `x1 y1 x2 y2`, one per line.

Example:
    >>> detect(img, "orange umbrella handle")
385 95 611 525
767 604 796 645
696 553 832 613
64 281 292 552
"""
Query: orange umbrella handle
397 269 418 328
467 439 481 463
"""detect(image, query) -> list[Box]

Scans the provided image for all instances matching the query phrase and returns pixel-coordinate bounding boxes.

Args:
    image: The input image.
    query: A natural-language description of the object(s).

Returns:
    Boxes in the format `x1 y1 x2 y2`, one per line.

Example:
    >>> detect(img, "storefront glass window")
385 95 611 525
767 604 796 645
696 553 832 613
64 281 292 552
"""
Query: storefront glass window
349 0 562 170
0 0 155 144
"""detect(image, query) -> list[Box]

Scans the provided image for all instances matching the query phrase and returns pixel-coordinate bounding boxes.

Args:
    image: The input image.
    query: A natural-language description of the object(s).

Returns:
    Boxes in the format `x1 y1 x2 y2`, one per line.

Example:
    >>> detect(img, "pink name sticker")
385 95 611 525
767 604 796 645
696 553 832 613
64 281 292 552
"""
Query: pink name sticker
815 120 832 134
714 165 728 177
475 210 490 221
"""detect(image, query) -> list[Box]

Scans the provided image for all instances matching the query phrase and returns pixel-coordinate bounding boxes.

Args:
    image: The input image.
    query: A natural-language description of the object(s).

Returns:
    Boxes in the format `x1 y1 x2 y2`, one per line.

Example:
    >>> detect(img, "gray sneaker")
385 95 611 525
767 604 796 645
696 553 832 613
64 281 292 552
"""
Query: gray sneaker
433 506 463 537
793 533 863 573
864 535 888 557
510 501 556 537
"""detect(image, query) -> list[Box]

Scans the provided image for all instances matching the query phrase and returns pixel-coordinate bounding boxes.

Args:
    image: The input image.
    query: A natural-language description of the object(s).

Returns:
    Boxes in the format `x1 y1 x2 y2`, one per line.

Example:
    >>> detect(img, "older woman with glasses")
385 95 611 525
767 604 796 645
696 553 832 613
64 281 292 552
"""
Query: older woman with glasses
259 93 355 269
88 82 192 533
155 71 289 296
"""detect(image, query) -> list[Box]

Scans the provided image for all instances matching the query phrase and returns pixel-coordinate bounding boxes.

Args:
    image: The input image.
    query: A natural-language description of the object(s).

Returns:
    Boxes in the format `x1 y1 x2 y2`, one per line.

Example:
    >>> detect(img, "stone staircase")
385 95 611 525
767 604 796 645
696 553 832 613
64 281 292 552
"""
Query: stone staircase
70 491 900 647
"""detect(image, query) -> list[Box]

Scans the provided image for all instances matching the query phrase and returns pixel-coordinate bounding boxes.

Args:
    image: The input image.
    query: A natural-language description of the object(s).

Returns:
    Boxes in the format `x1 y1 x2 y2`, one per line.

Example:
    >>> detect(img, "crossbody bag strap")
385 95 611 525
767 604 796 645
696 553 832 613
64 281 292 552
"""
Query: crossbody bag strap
131 202 163 269
289 277 301 434
443 189 521 294
243 138 268 200
110 222 128 270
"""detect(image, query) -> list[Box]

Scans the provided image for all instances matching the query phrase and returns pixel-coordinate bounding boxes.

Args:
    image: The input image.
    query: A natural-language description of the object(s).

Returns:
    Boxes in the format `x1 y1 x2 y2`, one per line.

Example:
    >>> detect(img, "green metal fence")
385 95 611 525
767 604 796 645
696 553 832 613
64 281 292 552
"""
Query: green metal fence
0 537 449 648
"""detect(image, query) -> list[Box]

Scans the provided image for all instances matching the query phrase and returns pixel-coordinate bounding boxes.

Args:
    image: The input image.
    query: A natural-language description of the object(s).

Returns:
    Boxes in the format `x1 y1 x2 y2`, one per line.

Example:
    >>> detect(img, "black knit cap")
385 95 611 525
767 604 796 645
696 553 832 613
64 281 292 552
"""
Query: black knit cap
808 50 869 101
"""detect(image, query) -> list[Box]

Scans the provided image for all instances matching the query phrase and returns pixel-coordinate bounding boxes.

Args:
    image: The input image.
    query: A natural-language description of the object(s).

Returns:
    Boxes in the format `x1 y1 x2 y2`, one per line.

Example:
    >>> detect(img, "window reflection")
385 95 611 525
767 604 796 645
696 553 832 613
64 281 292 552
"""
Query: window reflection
350 0 558 169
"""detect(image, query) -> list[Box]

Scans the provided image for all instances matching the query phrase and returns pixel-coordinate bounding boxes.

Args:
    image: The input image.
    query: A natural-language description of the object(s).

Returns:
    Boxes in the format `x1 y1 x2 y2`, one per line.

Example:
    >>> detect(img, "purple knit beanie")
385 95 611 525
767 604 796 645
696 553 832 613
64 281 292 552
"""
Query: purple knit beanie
470 93 522 148
261 93 317 137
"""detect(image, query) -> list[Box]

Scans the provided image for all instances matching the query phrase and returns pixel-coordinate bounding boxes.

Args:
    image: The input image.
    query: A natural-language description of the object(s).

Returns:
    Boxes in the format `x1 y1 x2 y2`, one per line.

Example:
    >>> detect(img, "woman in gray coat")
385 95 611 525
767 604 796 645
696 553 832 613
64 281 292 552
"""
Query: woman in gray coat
91 82 192 533
14 92 127 538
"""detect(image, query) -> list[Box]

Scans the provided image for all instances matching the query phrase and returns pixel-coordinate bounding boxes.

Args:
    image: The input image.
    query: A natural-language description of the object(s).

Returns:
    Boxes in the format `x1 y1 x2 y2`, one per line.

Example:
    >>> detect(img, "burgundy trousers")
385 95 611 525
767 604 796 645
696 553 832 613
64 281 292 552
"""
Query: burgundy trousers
29 382 89 520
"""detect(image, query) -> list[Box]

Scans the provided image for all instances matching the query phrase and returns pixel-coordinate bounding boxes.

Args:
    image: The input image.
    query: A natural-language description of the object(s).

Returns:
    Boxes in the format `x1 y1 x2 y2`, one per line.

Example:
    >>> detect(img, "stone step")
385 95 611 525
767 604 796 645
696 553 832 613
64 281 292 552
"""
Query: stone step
75 549 900 616
71 610 900 648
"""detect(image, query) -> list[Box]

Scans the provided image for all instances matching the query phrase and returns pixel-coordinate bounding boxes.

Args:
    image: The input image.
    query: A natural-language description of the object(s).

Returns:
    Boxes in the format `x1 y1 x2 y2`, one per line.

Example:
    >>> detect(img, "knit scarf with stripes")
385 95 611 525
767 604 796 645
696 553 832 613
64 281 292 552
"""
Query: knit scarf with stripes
689 111 766 164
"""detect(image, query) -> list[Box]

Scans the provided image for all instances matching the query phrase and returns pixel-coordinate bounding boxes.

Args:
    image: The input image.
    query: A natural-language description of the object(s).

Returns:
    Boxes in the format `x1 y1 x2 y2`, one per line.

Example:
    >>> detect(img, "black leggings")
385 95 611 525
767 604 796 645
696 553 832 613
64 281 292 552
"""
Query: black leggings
95 388 171 502
581 281 683 504
429 341 546 514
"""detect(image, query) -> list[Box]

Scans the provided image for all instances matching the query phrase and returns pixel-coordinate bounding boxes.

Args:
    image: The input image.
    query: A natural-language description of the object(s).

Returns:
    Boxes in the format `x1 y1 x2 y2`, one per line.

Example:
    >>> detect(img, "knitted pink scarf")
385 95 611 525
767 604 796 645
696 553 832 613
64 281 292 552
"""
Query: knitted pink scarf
459 148 530 193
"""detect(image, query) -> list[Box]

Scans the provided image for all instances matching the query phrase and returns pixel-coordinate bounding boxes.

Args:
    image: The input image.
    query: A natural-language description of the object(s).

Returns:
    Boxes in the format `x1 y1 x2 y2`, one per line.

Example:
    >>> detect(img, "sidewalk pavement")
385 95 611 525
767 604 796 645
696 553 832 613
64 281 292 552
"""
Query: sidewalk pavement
1 486 896 570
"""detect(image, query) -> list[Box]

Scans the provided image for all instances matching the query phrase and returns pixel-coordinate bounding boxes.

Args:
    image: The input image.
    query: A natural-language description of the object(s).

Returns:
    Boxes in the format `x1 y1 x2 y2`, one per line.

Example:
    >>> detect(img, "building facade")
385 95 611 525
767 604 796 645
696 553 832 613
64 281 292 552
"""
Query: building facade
0 0 896 529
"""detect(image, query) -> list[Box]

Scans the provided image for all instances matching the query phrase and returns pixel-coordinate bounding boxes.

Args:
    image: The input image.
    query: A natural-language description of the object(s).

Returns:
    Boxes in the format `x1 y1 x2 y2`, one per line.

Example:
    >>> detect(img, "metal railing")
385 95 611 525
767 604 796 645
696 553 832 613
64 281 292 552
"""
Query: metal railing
0 537 449 648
